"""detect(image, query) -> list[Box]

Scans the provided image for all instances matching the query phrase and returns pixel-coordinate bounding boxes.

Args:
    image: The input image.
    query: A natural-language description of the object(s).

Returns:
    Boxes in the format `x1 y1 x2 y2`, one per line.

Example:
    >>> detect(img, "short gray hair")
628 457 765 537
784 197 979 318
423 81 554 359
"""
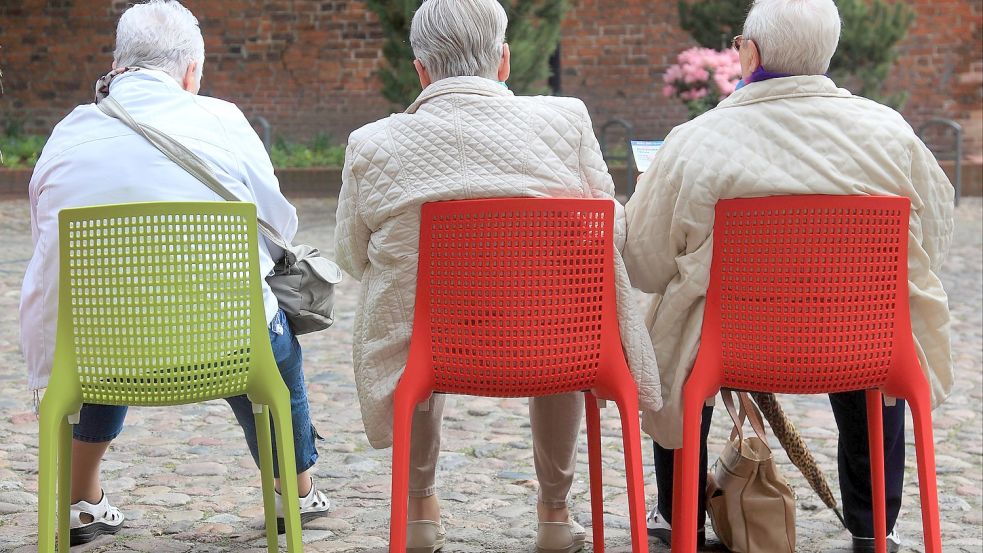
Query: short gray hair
114 0 205 84
743 0 841 75
410 0 508 81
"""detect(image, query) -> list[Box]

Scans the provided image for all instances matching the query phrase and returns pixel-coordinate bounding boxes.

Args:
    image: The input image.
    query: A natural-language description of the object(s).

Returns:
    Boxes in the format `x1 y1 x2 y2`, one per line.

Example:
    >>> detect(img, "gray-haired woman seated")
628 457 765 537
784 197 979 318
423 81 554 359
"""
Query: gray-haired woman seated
334 0 661 551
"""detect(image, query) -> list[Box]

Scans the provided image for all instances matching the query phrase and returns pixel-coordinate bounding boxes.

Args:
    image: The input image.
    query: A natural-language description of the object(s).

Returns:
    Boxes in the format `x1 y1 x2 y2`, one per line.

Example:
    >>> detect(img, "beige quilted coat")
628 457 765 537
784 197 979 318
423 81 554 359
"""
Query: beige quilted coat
624 76 954 449
335 77 662 449
335 77 662 448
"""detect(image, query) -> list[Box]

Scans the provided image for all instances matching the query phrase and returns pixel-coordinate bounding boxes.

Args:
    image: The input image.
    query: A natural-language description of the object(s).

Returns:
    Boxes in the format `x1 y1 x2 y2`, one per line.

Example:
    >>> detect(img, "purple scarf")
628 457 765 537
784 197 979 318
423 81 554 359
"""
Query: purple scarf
745 66 793 84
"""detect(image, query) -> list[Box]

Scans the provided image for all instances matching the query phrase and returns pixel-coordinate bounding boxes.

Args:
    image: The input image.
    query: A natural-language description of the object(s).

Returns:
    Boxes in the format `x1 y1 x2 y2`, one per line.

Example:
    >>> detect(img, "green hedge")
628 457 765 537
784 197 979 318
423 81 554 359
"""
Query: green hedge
0 133 348 170
269 134 347 168
0 134 46 168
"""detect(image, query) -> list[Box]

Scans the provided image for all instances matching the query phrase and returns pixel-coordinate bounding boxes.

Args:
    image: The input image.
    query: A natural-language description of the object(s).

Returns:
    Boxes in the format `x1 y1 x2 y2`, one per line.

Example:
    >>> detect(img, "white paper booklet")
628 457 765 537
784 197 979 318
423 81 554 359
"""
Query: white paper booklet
630 140 665 173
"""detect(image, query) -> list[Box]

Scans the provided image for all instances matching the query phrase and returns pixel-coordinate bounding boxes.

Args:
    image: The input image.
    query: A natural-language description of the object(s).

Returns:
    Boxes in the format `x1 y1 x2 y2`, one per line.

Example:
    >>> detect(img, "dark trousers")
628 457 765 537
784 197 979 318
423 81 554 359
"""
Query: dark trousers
653 390 906 539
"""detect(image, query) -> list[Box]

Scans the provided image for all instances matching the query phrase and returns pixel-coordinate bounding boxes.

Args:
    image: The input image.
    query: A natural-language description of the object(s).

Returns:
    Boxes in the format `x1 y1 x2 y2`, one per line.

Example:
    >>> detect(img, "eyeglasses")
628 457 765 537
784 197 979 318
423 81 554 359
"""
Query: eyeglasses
731 35 745 51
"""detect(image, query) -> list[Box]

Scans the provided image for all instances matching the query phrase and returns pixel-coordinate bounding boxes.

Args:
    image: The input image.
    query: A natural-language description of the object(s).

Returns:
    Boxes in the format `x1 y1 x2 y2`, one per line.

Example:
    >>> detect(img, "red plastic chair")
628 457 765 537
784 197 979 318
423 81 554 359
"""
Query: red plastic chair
388 198 648 553
671 195 942 553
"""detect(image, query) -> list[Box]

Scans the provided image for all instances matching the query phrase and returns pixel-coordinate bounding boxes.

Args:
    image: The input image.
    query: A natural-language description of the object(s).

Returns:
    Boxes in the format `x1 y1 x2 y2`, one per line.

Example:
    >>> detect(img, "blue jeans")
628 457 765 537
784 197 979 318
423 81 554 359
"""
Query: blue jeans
73 309 319 477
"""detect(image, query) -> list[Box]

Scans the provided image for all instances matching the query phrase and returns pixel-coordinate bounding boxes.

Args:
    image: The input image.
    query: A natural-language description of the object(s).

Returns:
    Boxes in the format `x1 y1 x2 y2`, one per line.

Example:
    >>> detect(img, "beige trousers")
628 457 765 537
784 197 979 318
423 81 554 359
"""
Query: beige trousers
408 392 583 508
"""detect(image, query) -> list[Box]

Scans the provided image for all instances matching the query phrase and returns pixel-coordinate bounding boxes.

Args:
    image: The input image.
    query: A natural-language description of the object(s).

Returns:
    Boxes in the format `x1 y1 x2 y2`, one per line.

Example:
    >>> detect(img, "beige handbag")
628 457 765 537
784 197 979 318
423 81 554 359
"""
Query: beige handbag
706 390 796 553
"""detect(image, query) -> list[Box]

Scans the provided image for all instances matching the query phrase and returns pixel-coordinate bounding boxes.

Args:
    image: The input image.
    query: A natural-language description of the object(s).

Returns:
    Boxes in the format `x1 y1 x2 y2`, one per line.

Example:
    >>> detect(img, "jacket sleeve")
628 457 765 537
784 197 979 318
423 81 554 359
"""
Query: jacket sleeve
334 141 371 281
622 148 683 295
227 109 298 251
577 106 626 250
910 140 954 273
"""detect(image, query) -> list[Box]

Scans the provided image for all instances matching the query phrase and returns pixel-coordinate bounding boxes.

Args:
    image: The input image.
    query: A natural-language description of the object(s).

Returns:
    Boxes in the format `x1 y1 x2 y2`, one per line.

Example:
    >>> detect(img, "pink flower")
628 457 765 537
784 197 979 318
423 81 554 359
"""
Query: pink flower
664 46 741 104
683 66 710 84
680 88 708 101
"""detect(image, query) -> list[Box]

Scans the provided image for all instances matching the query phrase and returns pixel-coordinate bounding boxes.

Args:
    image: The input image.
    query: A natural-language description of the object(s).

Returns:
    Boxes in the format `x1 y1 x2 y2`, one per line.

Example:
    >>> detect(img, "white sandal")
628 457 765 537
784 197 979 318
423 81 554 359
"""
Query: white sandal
70 491 124 545
275 477 331 533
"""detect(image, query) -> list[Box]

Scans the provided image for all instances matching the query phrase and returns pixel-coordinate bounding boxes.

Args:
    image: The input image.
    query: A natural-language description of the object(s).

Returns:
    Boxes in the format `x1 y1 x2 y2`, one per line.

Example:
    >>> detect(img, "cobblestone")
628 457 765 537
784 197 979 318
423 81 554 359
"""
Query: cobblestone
0 196 979 552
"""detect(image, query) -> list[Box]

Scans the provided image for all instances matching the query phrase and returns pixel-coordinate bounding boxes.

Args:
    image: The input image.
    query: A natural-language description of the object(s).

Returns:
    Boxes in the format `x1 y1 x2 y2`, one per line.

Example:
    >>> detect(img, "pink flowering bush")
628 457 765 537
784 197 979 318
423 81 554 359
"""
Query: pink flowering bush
663 47 742 119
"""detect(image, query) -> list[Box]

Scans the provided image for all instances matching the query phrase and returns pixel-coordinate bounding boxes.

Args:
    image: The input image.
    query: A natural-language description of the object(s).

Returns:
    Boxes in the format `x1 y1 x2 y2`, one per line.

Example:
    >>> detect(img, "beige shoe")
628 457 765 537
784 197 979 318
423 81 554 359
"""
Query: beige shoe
407 520 446 553
536 519 586 553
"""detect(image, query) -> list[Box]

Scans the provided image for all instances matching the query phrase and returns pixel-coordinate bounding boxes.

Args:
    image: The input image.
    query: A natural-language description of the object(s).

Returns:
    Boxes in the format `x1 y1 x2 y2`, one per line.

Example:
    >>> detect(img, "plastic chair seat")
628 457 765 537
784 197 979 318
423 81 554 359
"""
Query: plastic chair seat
36 202 304 552
388 198 649 553
671 195 942 553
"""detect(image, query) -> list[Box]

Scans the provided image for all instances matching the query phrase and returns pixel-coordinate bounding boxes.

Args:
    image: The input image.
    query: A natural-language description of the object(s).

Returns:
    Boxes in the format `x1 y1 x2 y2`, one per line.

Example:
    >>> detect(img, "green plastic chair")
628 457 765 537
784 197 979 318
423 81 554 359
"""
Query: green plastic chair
36 201 303 552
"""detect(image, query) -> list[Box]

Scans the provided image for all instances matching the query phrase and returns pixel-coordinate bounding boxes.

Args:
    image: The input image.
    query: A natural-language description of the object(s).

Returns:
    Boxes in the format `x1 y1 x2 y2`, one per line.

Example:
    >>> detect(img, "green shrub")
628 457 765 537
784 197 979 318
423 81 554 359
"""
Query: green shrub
676 0 915 108
269 134 347 168
0 133 47 168
366 0 570 109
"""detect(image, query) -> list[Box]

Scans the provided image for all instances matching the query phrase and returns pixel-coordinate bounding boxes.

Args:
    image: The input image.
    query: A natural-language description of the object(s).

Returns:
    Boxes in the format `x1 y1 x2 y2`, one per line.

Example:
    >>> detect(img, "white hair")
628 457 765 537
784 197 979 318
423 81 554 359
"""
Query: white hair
410 0 508 81
114 0 205 84
743 0 841 75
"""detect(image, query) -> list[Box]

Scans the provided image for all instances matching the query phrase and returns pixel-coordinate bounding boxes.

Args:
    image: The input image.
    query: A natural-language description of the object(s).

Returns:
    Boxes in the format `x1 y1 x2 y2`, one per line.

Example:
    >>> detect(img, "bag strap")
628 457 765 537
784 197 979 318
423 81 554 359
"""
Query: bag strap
96 95 291 252
722 389 769 444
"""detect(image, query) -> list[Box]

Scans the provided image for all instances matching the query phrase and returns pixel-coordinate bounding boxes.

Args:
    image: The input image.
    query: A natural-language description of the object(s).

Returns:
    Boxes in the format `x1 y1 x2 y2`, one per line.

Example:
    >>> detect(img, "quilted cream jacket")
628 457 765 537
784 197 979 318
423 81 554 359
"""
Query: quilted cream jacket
624 76 954 449
335 76 662 449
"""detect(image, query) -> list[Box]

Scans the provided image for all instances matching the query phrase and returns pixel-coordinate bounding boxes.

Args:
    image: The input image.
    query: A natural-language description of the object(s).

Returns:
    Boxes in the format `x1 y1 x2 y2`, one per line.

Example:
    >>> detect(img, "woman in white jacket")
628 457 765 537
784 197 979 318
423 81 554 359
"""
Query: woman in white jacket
334 0 661 551
623 1 953 551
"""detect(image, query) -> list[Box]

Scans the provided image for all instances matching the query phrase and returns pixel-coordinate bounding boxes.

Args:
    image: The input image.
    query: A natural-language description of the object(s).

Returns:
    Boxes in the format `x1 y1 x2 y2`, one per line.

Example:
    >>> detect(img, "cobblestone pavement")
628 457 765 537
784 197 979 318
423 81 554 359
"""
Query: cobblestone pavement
0 196 979 553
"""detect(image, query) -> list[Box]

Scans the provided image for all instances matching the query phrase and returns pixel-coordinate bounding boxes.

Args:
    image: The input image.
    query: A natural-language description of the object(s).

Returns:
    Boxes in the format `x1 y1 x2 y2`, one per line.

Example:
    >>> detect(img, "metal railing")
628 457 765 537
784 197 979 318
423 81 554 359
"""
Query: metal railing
599 118 635 198
918 118 962 206
252 116 272 153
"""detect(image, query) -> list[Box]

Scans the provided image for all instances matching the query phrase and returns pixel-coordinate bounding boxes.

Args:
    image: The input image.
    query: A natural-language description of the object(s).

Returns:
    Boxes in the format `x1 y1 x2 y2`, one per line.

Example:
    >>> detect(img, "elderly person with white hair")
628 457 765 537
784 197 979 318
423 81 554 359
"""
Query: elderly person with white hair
623 0 953 551
334 0 661 551
20 0 329 545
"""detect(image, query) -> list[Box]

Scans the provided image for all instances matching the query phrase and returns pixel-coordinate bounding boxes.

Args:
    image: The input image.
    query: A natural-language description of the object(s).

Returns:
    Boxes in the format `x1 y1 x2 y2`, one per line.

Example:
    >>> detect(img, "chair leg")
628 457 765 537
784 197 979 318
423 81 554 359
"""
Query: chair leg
38 402 64 553
671 393 706 553
585 392 605 553
269 399 303 553
254 404 279 552
613 392 649 553
908 388 942 553
389 390 421 553
866 390 887 553
57 418 73 553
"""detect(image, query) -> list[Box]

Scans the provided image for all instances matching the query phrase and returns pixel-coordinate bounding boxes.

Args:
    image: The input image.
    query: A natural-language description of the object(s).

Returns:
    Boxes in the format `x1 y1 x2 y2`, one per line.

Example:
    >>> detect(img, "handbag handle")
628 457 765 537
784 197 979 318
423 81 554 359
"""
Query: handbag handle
96 95 292 252
722 389 769 444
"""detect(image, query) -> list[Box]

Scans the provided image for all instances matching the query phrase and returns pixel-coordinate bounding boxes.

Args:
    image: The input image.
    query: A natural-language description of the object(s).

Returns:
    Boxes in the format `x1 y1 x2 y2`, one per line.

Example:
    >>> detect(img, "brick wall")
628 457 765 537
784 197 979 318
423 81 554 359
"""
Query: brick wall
883 0 983 161
1 0 980 159
0 0 393 143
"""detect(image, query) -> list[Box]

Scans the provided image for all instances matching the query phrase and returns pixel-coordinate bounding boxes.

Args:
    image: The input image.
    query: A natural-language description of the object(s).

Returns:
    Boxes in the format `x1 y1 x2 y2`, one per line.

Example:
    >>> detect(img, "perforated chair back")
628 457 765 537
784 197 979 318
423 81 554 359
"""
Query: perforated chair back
392 197 649 553
410 198 618 398
54 201 268 406
704 195 911 394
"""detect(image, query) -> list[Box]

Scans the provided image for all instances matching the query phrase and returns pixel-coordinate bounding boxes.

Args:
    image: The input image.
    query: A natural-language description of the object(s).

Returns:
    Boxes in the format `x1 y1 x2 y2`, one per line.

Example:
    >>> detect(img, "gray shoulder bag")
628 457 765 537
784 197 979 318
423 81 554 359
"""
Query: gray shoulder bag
97 96 342 335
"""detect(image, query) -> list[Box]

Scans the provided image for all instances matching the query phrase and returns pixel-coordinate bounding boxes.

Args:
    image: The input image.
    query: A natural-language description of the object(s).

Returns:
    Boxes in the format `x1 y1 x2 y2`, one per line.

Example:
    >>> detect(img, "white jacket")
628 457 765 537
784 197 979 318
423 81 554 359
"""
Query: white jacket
335 77 662 449
624 76 954 449
21 69 297 391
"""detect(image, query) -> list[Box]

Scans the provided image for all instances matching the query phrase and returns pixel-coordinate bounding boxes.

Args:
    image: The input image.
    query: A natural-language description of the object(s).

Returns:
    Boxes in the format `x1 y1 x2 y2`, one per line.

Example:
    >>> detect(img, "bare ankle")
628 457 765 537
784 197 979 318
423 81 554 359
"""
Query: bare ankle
537 502 569 523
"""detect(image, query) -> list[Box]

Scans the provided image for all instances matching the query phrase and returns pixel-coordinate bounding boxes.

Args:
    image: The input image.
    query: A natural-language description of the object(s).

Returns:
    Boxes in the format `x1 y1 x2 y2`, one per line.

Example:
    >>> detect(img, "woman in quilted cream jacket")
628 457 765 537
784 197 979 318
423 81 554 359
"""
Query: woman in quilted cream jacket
623 1 953 550
334 0 661 551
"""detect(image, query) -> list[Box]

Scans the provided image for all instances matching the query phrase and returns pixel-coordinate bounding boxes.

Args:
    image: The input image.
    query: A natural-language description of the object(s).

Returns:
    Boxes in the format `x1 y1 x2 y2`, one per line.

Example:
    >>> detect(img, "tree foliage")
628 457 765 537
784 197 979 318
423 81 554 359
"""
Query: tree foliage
366 0 569 108
676 0 915 107
678 0 753 50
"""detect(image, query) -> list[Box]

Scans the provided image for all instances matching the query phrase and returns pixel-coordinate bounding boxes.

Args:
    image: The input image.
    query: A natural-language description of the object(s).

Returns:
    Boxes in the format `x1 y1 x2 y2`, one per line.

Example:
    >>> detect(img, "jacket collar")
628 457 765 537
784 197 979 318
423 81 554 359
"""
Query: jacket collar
405 76 514 114
717 75 852 109
109 67 186 94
